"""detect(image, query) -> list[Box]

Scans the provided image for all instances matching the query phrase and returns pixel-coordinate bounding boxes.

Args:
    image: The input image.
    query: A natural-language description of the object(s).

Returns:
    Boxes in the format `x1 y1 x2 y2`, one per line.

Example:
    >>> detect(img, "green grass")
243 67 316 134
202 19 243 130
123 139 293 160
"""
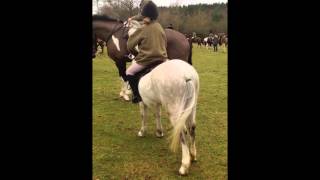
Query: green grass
93 44 227 179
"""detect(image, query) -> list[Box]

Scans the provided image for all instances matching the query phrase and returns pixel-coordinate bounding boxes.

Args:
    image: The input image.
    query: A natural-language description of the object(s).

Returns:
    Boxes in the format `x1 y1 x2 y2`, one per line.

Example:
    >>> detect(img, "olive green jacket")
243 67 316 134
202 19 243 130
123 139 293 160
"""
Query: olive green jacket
127 21 168 66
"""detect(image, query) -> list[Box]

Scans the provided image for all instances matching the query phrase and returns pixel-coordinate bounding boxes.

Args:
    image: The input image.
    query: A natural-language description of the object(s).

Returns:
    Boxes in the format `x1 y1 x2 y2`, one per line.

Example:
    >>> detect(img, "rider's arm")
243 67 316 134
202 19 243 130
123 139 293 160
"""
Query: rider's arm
127 28 144 54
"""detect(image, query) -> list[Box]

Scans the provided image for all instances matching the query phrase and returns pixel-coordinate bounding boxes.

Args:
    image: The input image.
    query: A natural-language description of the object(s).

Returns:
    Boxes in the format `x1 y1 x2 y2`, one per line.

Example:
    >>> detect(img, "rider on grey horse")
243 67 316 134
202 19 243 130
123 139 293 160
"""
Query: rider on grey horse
126 1 168 104
125 0 151 60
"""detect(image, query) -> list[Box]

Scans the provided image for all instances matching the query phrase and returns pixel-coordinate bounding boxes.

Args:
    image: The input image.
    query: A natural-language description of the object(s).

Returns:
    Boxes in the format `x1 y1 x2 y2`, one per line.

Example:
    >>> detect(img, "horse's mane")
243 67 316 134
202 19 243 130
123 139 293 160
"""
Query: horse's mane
92 14 123 23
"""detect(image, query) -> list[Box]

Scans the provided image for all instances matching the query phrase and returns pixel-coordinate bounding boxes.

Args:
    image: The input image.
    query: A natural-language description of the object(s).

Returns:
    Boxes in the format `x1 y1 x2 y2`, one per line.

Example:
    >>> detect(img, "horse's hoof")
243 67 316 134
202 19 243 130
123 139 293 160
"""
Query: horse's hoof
179 166 188 176
191 154 197 162
119 91 124 97
125 90 132 95
155 130 164 138
138 131 144 137
123 95 130 101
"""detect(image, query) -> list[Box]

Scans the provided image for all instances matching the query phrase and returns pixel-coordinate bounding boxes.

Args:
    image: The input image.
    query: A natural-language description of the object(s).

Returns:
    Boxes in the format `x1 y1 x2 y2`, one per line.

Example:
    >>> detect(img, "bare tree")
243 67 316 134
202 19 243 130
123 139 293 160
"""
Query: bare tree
121 0 140 17
121 0 134 17
93 0 109 14
95 2 227 34
169 0 182 7
99 0 140 20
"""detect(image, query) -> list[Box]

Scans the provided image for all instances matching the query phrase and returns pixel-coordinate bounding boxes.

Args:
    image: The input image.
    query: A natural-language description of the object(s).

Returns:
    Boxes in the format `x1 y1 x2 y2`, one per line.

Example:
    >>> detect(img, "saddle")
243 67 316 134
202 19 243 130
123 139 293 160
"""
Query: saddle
135 60 165 82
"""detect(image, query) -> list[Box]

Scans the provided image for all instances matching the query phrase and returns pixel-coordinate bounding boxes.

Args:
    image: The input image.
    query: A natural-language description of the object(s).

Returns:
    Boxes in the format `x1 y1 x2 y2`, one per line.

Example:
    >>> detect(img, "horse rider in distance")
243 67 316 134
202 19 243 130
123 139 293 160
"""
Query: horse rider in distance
167 23 174 29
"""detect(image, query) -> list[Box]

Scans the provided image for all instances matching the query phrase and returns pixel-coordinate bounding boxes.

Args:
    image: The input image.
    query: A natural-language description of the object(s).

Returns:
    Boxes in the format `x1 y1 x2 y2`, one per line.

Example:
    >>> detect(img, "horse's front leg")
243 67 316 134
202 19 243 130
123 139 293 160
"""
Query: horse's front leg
100 45 104 54
119 77 130 101
116 60 131 101
154 104 164 138
138 102 148 137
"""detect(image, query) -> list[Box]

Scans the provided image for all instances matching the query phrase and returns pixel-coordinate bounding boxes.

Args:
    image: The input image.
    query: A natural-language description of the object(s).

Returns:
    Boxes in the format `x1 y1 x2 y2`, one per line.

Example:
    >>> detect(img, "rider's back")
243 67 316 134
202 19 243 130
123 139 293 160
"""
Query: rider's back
127 21 168 66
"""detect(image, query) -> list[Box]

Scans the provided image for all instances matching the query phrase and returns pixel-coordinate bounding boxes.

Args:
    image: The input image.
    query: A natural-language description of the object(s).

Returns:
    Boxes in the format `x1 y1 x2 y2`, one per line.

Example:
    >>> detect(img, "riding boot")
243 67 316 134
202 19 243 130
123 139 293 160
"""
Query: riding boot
126 75 142 103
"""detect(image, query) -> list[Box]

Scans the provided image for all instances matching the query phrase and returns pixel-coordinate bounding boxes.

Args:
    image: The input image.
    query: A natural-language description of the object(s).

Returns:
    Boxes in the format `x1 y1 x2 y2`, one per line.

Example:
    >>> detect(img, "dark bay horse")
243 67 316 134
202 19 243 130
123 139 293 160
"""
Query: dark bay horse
203 37 213 49
93 15 192 101
218 34 228 52
195 37 203 47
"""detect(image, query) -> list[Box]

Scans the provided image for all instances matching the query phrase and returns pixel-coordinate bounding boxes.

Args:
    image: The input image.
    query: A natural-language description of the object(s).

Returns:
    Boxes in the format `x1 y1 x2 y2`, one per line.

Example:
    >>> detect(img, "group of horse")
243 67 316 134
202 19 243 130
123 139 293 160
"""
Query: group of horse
193 34 228 52
93 15 201 175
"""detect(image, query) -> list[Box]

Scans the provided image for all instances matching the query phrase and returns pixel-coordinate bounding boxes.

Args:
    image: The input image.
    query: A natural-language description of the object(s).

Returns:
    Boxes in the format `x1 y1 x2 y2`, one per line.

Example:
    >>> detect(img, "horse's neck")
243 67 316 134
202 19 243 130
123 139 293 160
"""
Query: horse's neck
95 21 129 60
94 21 121 41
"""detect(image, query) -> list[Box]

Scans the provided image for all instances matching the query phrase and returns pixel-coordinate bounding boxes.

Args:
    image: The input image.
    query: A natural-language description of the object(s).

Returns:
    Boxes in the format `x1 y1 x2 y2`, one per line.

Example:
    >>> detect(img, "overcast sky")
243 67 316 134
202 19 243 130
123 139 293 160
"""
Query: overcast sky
93 0 227 14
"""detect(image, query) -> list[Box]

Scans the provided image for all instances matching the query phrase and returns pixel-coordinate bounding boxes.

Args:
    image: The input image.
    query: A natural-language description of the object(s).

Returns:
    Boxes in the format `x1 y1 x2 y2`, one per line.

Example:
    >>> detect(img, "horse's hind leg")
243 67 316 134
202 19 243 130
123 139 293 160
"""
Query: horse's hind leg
188 108 197 162
179 130 191 175
154 104 164 138
138 102 148 137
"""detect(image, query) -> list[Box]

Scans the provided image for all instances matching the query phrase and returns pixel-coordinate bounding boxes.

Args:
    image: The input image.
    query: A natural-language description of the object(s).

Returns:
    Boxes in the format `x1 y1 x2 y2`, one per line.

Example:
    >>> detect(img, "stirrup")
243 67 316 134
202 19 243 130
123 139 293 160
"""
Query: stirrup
126 54 135 60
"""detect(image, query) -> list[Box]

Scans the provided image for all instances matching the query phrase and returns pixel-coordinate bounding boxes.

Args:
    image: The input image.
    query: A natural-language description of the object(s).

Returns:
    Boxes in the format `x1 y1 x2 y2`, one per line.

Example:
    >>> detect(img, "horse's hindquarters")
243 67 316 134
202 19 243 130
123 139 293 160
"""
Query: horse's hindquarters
137 60 199 175
165 30 190 62
139 60 199 107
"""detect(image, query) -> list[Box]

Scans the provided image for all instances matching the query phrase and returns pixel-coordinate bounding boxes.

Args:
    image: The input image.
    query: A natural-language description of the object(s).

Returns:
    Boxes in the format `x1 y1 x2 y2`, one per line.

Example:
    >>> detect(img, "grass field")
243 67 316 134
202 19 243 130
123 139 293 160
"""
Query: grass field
93 44 227 179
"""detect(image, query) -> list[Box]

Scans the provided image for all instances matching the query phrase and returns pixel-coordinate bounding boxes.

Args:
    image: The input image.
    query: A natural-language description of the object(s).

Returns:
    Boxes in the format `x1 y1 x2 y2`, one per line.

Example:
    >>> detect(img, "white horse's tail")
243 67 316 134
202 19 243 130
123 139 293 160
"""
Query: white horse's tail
170 79 197 152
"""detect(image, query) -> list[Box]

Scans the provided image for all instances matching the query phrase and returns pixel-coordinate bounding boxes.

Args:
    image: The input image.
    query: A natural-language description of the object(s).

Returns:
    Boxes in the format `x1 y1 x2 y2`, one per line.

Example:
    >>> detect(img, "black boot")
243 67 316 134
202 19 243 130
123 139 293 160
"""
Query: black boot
127 75 142 103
